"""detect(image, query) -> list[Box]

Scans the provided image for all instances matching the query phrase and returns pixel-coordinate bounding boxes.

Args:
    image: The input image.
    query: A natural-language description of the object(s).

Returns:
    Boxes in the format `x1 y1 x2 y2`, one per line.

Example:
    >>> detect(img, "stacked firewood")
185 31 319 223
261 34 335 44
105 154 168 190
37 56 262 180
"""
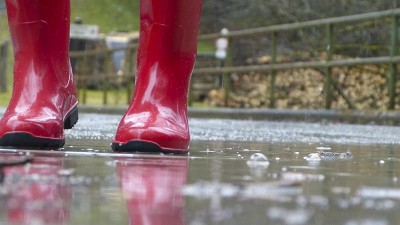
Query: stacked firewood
204 62 393 110
332 65 389 110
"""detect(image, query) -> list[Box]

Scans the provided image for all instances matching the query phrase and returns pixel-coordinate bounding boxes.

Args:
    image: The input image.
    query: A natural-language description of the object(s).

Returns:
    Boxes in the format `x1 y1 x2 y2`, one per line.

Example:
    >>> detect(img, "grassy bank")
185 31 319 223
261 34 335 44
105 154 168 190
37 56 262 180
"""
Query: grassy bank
71 0 139 33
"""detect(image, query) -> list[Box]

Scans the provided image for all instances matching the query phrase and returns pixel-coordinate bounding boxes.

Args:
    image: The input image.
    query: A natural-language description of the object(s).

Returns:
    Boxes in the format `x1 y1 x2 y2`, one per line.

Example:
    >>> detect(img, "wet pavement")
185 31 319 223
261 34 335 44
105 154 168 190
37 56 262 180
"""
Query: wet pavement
0 111 400 224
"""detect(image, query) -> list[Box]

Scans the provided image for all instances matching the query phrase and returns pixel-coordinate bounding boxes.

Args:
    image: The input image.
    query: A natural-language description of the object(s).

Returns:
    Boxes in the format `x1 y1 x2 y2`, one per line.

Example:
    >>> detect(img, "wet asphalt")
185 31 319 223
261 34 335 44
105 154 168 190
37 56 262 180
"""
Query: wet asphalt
0 109 400 224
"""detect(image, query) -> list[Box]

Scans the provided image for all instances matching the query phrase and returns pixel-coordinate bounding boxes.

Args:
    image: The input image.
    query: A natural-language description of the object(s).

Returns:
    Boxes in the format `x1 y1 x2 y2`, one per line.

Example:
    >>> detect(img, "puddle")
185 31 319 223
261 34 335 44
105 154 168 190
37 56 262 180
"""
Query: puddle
0 114 399 224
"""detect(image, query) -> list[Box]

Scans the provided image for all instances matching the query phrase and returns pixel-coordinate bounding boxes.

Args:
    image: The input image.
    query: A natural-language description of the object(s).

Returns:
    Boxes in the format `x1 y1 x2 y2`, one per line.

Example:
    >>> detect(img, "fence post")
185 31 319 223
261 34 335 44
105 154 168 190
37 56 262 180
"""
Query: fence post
102 50 111 105
269 31 277 108
82 76 88 105
325 23 334 109
188 77 194 106
389 15 398 110
222 31 232 107
223 59 232 106
0 40 8 93
76 56 88 105
126 46 136 105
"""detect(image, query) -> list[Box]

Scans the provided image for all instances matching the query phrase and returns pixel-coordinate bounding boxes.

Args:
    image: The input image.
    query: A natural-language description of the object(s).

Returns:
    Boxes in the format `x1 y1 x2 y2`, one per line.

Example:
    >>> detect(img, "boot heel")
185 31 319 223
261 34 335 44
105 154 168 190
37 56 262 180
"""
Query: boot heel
64 106 78 129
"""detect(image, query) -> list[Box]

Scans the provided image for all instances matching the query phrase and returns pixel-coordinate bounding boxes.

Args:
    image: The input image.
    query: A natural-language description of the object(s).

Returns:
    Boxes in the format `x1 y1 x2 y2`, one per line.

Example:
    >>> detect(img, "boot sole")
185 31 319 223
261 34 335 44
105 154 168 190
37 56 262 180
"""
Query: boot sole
0 106 79 149
111 141 188 155
64 106 79 129
0 133 65 149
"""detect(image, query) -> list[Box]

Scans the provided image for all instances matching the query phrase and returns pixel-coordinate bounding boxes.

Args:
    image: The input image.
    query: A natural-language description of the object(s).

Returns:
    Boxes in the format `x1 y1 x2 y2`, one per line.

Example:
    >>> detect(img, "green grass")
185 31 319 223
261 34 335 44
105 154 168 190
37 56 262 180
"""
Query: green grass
198 40 214 52
0 1 140 35
71 0 139 33
79 89 212 107
78 89 130 106
1 88 130 107
0 89 11 106
0 88 128 107
191 101 214 108
0 13 8 41
0 11 12 107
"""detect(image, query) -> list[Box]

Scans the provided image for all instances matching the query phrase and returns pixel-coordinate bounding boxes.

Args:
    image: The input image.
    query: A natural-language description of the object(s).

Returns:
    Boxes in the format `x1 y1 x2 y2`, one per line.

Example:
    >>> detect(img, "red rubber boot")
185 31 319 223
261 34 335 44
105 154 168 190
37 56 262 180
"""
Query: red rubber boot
0 0 78 149
112 0 203 153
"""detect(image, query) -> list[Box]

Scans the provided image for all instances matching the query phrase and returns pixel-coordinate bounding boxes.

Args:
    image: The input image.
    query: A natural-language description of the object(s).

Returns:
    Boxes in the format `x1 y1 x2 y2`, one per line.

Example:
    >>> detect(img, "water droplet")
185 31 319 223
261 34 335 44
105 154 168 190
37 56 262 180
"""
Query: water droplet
58 169 75 176
105 160 119 167
247 153 269 168
249 153 267 161
316 146 331 150
304 153 321 161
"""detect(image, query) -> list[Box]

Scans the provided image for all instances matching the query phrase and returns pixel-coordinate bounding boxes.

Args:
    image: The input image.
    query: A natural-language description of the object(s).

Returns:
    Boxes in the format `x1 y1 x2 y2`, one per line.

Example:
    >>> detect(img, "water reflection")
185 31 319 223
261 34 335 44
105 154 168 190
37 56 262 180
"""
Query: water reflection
1 140 400 224
116 157 188 225
3 156 71 225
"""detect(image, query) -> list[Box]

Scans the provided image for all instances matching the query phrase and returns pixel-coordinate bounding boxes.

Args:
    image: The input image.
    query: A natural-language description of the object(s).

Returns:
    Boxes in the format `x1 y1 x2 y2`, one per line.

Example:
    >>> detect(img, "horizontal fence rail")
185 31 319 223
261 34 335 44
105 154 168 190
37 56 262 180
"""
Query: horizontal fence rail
70 44 138 58
198 8 400 39
193 56 400 74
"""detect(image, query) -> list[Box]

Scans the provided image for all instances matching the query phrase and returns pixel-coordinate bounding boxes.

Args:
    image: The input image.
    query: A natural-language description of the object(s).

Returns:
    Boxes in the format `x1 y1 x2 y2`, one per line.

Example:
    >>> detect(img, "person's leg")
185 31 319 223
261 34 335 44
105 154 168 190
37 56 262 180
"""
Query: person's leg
0 0 78 149
112 0 203 153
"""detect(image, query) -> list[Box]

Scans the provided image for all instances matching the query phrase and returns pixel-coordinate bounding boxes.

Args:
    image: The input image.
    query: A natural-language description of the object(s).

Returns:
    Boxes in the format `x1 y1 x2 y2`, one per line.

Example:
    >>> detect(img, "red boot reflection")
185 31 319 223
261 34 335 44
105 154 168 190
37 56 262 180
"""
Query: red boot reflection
117 158 188 225
3 156 72 225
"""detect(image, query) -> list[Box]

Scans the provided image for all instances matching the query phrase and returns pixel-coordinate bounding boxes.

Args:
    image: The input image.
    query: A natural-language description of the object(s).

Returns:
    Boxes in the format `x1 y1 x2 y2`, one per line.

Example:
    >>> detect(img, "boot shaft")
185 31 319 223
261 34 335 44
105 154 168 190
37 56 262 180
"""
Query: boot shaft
113 0 203 152
5 0 74 88
140 0 202 55
134 0 203 104
6 0 70 60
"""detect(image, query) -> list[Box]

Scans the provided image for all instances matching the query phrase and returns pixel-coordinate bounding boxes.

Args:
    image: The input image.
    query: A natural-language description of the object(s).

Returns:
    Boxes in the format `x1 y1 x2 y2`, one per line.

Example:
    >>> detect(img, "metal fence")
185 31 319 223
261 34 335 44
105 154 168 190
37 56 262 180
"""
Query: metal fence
195 8 400 110
70 44 137 105
71 9 400 109
70 8 400 109
70 45 221 106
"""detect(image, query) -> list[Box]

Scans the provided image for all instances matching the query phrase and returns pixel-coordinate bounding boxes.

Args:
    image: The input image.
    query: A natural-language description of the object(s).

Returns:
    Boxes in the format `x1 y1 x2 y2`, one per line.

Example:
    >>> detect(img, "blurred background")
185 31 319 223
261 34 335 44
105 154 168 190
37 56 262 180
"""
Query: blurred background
0 0 400 111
